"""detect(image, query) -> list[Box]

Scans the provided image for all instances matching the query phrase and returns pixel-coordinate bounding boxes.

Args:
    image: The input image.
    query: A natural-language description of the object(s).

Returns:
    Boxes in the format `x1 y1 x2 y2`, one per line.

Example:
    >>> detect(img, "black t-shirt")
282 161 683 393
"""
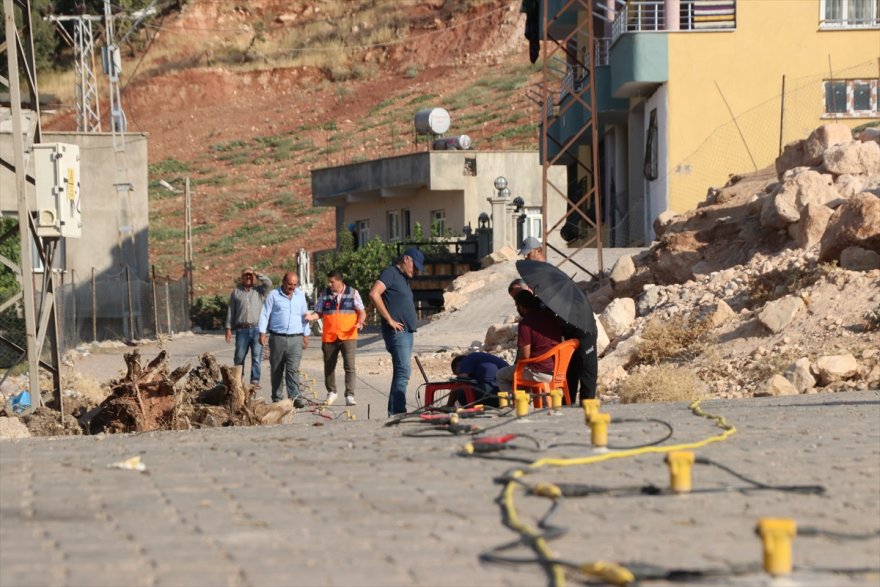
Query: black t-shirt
378 265 418 332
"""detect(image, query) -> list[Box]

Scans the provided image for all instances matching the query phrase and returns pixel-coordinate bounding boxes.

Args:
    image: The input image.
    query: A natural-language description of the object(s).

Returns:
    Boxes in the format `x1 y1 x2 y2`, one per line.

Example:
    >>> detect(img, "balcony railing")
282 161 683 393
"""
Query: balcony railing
612 0 737 44
594 37 611 66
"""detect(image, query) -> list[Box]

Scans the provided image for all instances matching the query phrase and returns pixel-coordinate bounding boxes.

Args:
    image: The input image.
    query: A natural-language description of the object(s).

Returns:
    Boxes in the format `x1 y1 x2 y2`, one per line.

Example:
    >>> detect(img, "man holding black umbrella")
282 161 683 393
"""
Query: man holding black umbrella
517 238 598 402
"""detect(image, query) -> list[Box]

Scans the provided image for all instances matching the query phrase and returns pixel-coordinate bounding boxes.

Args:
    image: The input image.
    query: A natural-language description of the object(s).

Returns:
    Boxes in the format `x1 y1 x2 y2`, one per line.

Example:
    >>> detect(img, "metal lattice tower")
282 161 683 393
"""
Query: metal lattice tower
1 0 64 411
539 0 604 277
50 14 103 132
74 18 102 132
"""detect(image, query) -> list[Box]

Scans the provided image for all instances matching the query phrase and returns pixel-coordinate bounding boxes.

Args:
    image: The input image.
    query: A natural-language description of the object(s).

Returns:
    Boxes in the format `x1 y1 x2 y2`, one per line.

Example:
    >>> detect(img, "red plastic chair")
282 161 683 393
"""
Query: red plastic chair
512 339 579 408
424 381 478 408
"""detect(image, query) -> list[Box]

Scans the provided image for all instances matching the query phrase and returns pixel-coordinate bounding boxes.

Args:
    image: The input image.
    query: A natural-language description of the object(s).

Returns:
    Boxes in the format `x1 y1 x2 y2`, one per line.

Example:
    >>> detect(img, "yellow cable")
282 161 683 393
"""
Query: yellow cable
495 400 737 587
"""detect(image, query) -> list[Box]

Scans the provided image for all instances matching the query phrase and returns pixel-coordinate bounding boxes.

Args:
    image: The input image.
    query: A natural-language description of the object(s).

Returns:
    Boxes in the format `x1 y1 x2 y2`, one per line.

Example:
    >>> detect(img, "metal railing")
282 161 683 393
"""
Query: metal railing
595 37 611 66
612 0 738 43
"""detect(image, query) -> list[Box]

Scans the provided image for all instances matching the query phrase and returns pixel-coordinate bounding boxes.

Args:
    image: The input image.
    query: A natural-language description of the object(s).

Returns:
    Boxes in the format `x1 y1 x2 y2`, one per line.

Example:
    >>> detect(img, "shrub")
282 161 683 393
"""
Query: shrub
191 295 228 331
636 313 712 365
617 365 703 404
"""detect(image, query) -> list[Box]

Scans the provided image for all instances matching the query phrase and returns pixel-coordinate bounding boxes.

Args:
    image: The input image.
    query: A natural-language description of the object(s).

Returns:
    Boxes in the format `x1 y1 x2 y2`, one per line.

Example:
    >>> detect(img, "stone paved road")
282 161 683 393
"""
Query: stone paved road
2 378 879 586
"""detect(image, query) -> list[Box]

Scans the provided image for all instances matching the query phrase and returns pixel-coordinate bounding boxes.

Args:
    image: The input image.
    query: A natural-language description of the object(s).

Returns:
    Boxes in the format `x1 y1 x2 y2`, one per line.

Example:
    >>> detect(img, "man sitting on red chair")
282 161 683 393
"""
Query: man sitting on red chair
496 290 562 394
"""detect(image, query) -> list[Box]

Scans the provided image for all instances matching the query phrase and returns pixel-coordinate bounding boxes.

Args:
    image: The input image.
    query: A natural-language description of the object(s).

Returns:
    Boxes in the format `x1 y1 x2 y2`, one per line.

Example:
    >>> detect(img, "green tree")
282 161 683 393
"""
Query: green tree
314 232 394 304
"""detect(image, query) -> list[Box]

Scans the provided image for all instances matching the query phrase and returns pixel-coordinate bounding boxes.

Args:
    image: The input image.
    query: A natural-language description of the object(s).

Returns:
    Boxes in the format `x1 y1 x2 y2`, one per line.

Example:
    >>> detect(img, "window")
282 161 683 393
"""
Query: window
387 210 401 241
463 157 477 176
402 209 412 238
430 210 446 237
643 108 659 181
355 220 370 248
823 79 878 117
821 0 879 27
523 207 543 241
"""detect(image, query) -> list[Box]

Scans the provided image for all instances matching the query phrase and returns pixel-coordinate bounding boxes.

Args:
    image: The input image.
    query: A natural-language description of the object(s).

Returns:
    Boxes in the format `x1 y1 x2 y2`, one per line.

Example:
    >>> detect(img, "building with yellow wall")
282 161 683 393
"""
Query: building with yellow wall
544 0 878 246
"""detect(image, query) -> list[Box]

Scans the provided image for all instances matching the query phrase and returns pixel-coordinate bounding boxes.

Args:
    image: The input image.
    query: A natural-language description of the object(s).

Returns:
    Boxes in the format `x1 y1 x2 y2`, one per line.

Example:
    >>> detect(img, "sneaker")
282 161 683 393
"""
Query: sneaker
250 381 261 390
345 395 356 406
325 392 338 406
293 396 307 409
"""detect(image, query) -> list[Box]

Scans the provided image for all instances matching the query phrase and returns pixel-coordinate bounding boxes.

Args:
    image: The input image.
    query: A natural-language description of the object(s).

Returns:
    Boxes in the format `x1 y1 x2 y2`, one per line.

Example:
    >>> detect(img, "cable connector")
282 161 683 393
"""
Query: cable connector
756 518 797 577
578 561 635 585
530 482 563 499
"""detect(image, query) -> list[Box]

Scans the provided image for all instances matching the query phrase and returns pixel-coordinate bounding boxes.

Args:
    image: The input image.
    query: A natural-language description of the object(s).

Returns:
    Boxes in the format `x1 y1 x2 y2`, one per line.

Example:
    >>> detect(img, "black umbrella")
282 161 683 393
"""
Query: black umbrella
516 259 596 334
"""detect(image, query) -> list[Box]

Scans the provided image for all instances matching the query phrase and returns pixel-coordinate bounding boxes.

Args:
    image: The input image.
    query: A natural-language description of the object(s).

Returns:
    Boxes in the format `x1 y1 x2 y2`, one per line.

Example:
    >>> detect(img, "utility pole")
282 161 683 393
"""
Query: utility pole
1 0 63 411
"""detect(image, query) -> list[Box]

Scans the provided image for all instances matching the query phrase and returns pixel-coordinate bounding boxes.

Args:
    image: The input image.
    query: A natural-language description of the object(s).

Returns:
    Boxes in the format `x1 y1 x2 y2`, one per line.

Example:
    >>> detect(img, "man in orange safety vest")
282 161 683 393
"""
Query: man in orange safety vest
312 269 367 406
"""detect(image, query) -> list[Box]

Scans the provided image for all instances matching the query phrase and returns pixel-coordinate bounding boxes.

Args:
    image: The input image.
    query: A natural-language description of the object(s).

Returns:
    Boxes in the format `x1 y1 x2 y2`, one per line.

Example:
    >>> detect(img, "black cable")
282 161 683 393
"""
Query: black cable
695 457 826 495
798 527 880 541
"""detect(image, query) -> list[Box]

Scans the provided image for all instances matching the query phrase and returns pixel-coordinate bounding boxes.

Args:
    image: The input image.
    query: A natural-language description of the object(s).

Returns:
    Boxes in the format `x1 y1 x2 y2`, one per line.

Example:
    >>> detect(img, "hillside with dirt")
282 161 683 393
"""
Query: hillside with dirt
44 0 540 296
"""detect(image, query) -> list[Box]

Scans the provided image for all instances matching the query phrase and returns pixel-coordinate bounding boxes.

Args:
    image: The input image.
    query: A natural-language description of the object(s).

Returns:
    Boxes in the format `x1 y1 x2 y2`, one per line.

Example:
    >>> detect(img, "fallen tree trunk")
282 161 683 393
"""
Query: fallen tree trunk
90 351 293 434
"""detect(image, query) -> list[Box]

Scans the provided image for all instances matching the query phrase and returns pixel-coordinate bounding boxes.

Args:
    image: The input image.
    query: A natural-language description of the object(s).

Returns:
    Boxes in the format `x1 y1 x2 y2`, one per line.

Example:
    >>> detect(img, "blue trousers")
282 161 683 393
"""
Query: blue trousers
382 325 413 416
234 327 262 384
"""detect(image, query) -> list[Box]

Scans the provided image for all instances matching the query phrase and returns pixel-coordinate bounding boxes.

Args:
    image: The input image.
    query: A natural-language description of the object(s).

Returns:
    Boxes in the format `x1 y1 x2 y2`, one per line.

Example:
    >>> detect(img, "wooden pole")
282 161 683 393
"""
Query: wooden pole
91 267 97 341
125 264 135 340
165 281 172 334
151 265 160 337
778 75 786 156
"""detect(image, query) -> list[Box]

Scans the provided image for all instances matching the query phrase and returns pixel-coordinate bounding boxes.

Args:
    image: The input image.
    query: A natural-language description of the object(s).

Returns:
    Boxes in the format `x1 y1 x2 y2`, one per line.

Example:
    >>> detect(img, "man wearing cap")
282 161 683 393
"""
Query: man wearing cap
518 235 546 261
225 267 272 388
369 247 425 416
516 236 598 402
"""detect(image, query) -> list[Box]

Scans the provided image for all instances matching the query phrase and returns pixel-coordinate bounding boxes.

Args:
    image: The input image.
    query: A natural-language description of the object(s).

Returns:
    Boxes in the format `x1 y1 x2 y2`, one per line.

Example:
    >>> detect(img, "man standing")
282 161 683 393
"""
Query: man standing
225 267 272 388
517 236 598 402
369 247 424 416
518 235 546 261
496 290 562 393
313 270 367 406
259 272 311 408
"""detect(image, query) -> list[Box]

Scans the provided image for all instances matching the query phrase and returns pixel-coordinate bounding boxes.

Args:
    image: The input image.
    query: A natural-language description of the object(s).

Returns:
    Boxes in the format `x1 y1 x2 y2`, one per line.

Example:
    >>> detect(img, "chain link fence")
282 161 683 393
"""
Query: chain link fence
669 58 878 211
0 268 190 369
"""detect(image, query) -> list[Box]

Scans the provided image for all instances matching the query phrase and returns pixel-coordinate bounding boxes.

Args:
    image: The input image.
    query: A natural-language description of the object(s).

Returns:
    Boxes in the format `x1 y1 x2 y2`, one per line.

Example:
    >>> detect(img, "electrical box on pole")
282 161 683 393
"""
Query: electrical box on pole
34 143 83 239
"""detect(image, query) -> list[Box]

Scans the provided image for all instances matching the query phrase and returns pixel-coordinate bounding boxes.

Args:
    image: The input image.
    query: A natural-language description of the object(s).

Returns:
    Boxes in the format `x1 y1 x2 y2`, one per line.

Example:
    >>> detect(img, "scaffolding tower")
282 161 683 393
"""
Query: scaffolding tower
539 0 604 278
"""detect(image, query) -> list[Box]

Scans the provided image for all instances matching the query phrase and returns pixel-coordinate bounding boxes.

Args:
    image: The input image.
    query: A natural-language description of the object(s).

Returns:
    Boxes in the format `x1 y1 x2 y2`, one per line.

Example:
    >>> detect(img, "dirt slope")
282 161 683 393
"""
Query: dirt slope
44 0 538 295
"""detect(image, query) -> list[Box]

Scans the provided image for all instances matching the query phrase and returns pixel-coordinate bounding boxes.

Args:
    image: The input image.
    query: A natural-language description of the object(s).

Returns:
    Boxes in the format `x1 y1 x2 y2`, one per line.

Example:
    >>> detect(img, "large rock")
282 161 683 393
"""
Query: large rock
599 297 636 340
653 210 677 238
706 299 736 328
764 170 839 227
784 358 815 393
813 353 859 385
819 192 880 262
637 285 663 316
0 416 31 440
803 123 853 166
823 141 880 175
757 295 805 333
484 322 517 349
791 202 834 249
835 174 880 199
595 316 610 356
839 246 880 271
757 374 799 397
480 246 518 268
587 282 614 314
858 127 880 145
609 255 636 287
775 140 806 179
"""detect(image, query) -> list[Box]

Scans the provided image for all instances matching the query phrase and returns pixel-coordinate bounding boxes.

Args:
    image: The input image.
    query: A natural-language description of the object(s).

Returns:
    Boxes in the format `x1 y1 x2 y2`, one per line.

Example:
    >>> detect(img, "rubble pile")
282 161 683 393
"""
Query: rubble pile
589 123 880 399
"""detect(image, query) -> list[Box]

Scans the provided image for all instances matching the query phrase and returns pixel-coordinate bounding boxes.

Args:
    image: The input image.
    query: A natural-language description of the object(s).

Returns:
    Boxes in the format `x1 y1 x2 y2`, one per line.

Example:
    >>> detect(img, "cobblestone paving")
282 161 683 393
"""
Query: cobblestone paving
2 338 879 586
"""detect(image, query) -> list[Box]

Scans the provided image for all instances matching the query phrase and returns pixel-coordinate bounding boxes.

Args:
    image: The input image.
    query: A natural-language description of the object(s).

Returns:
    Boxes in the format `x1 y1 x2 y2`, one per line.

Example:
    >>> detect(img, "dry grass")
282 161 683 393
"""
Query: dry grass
616 365 703 404
636 313 713 365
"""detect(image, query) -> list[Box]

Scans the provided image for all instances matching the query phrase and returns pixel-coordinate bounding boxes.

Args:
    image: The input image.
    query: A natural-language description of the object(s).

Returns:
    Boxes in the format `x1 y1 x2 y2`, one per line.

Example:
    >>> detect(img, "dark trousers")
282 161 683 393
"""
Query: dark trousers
566 329 598 402
322 339 357 396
